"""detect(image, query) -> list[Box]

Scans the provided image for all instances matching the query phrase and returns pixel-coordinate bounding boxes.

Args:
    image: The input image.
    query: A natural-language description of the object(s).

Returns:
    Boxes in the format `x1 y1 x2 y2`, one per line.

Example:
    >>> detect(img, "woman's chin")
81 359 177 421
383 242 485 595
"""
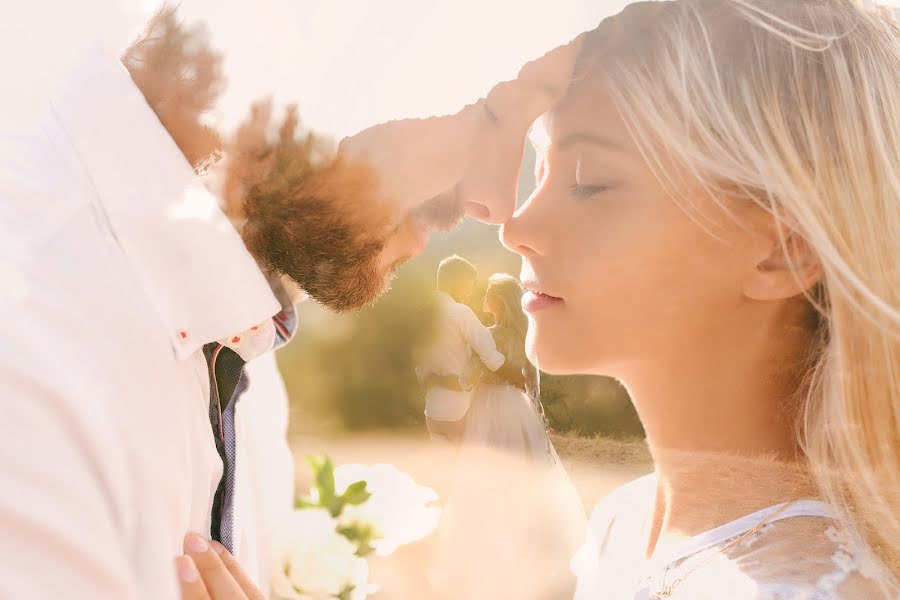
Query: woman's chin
527 341 583 376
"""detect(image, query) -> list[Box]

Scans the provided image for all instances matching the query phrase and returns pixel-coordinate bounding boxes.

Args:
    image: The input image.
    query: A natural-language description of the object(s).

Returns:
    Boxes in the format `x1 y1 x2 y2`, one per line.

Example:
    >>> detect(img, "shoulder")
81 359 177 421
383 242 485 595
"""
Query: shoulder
450 300 484 326
587 473 657 543
716 513 897 599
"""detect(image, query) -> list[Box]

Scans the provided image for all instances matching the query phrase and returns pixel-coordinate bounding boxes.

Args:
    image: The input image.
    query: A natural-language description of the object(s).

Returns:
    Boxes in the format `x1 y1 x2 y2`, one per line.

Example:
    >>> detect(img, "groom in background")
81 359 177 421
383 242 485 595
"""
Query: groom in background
418 256 506 443
0 5 582 598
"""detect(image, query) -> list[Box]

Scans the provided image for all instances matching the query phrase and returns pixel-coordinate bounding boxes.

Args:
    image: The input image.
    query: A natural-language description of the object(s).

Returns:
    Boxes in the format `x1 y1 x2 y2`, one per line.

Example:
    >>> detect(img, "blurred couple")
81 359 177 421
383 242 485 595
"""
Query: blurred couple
418 255 553 464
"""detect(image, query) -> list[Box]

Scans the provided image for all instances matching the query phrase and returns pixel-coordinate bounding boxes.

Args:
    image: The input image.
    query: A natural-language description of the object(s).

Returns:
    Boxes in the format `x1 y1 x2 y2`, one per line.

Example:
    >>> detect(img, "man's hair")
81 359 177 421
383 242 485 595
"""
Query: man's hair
437 255 477 295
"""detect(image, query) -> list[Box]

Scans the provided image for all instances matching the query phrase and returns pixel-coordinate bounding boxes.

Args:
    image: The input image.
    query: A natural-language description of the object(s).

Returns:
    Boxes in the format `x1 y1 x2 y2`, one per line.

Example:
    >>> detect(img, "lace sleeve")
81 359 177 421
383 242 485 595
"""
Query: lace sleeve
718 517 898 599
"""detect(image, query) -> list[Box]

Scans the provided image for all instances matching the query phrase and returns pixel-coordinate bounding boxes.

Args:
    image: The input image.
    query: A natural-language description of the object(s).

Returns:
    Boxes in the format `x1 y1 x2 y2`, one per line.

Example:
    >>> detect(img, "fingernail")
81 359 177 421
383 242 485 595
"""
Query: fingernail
176 556 200 583
210 540 226 555
186 533 210 553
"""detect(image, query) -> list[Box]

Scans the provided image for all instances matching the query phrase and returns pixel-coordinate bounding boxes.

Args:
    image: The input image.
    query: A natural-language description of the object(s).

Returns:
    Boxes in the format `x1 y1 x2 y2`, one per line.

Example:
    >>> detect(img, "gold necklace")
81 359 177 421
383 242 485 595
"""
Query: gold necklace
656 500 799 598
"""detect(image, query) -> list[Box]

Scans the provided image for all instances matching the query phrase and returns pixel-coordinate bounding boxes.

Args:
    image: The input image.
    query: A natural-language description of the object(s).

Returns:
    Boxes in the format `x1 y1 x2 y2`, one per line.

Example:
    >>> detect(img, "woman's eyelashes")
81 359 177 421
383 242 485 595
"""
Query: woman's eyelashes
568 183 611 199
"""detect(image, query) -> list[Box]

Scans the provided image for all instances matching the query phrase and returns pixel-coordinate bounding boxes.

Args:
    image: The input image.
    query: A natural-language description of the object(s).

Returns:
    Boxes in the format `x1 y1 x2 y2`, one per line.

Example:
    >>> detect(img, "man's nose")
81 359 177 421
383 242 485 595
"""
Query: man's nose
456 120 529 225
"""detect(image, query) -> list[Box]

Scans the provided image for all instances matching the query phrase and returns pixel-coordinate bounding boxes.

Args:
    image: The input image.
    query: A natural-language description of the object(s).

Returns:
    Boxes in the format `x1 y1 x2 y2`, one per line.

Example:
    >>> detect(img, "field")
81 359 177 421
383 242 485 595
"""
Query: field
290 430 653 599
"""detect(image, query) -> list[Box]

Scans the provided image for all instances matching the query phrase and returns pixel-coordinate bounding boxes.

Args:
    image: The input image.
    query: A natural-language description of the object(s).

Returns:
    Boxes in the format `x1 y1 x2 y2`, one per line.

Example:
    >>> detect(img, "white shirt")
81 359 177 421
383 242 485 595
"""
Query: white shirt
571 474 893 599
418 291 504 421
0 47 293 599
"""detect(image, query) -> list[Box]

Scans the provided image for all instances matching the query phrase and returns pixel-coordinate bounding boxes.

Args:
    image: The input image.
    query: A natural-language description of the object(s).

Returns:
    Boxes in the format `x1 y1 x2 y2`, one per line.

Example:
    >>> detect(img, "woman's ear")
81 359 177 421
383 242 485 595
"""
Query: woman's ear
743 225 822 301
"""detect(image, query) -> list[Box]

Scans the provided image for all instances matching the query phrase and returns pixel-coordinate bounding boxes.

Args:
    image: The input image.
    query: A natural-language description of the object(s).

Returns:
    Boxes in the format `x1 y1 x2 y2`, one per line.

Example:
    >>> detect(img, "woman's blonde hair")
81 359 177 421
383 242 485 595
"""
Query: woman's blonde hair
485 273 528 344
578 0 900 583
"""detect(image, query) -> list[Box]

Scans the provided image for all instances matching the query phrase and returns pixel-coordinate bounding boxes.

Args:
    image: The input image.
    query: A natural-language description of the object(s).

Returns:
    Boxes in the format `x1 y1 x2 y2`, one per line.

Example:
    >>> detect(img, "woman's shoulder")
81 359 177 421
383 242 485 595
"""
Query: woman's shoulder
586 473 657 538
707 511 897 599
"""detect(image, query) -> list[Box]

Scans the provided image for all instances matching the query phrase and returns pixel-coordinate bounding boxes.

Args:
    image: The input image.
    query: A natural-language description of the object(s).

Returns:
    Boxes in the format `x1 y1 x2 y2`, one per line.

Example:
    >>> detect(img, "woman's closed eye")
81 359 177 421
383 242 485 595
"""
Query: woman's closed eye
568 183 611 199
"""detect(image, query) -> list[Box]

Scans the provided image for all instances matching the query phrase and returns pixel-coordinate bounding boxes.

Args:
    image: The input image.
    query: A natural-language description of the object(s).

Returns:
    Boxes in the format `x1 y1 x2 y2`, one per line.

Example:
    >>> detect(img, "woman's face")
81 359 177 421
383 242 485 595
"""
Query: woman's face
501 78 771 376
483 292 500 320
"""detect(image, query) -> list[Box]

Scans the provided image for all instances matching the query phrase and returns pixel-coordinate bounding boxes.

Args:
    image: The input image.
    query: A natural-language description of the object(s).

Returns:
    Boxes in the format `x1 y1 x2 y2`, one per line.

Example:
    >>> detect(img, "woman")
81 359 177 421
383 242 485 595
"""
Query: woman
178 1 900 598
500 1 900 598
461 273 556 464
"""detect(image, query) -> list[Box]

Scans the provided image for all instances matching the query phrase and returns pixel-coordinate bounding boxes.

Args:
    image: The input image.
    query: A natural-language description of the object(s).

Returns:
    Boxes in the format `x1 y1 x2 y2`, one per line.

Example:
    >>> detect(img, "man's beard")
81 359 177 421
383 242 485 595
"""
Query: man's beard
226 100 464 312
243 192 393 313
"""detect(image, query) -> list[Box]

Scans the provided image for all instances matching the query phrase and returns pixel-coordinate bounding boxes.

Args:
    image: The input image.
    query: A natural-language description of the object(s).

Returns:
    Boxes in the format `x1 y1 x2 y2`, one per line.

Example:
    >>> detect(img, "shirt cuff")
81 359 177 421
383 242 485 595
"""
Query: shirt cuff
483 351 506 372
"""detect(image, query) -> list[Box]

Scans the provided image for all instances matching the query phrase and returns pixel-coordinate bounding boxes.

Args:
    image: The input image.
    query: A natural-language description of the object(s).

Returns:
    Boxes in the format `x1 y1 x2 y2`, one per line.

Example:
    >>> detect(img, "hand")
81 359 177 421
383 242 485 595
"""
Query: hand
338 34 584 224
176 533 264 600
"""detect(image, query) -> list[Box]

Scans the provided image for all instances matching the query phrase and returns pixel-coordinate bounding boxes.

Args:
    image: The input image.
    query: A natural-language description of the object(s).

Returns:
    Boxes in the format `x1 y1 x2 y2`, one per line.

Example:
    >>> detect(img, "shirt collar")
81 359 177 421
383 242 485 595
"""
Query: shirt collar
50 46 280 359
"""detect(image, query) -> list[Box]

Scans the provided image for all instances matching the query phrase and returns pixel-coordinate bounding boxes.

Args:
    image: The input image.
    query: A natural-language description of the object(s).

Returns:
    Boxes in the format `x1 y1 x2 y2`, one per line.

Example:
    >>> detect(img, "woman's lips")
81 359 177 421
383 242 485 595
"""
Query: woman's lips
522 288 564 312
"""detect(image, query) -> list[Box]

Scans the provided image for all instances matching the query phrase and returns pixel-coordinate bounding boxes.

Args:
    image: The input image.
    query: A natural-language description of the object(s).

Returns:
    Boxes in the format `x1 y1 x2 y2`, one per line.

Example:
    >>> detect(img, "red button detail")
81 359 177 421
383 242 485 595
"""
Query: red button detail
179 331 188 339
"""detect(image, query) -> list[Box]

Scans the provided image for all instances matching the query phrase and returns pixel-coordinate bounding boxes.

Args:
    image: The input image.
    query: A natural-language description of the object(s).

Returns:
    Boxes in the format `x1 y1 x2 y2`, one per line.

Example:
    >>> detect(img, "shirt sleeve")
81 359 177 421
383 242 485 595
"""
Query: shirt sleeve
458 306 506 372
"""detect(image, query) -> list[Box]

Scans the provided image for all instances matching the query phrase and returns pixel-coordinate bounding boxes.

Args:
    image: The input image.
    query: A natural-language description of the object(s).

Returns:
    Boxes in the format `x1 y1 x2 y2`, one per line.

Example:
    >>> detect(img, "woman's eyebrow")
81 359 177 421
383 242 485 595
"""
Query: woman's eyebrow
555 132 628 153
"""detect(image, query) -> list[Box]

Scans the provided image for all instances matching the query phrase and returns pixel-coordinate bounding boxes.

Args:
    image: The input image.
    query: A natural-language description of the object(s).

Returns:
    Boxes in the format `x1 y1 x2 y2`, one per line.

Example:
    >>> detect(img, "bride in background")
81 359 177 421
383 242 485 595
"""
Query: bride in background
461 273 556 464
429 274 583 600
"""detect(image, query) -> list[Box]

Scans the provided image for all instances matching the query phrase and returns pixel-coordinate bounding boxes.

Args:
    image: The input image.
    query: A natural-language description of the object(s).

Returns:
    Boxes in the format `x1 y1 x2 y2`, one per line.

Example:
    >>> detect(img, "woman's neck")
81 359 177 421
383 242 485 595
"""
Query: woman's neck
616 308 818 558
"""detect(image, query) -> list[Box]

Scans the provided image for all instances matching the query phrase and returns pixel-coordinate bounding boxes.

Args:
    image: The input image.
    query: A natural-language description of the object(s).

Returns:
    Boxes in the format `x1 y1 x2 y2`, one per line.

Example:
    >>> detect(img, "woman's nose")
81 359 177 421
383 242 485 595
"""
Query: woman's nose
500 190 547 259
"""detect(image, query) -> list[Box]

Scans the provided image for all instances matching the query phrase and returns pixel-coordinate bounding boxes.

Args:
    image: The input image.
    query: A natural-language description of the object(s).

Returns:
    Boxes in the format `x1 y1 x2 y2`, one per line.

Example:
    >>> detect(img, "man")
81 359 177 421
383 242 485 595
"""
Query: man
418 256 506 443
0 7 582 599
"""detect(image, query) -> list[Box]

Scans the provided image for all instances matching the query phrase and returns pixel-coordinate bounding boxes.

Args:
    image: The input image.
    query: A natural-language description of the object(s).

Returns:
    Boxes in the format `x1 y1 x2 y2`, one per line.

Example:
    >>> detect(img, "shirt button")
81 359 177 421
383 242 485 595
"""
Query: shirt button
179 330 189 340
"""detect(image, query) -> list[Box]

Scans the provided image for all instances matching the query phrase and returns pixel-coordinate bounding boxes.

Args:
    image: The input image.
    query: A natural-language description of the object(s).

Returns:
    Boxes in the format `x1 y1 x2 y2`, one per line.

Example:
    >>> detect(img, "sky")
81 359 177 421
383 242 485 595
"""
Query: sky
6 0 900 140
163 0 631 138
144 0 900 139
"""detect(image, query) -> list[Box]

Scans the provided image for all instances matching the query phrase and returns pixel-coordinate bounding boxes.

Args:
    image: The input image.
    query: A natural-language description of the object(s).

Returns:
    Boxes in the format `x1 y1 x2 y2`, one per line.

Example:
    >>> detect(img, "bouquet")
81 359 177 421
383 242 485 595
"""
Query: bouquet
271 455 441 599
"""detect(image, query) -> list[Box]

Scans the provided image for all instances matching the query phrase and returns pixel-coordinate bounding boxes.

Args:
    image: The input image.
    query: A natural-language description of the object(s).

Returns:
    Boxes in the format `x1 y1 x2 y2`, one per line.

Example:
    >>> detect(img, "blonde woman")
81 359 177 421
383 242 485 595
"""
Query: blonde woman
500 1 900 598
461 273 555 463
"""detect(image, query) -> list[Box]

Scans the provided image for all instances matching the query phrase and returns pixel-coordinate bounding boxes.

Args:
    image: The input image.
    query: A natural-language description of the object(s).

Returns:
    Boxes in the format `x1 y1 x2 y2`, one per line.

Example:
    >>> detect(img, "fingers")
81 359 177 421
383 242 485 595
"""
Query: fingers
209 541 266 600
183 533 247 600
176 555 211 600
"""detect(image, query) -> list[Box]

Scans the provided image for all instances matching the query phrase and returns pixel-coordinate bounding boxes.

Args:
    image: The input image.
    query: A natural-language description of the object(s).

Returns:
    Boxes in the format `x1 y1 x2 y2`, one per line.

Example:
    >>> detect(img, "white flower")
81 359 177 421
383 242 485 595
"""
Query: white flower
334 464 442 556
271 509 368 599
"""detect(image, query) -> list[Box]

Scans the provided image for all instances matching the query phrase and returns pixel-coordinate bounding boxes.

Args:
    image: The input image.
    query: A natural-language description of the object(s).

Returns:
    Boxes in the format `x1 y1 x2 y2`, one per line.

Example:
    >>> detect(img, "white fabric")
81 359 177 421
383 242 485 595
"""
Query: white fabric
463 383 554 464
419 291 505 421
0 46 291 599
571 474 895 599
238 352 297 595
424 387 473 422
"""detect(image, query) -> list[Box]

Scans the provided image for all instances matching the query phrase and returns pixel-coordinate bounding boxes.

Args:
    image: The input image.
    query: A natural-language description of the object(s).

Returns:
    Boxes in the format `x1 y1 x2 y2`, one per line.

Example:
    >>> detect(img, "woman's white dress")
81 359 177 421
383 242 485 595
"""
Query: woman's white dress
571 474 897 599
462 325 555 464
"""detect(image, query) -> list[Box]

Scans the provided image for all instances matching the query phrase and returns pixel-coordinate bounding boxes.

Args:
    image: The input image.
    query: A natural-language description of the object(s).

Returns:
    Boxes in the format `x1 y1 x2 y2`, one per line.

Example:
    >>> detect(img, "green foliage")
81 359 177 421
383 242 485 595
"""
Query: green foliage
296 454 381 558
336 522 379 558
298 454 370 519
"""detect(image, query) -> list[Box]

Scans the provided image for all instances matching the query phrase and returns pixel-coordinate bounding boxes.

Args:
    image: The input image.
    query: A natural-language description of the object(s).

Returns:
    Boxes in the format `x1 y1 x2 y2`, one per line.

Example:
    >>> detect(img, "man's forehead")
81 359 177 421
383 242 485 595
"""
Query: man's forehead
527 80 621 152
527 104 571 152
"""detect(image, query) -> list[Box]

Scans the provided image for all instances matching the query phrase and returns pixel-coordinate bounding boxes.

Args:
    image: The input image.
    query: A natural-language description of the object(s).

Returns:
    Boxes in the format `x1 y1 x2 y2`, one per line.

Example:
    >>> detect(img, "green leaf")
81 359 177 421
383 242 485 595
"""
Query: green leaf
337 585 356 600
341 481 371 506
294 496 318 510
305 454 336 509
337 522 381 557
